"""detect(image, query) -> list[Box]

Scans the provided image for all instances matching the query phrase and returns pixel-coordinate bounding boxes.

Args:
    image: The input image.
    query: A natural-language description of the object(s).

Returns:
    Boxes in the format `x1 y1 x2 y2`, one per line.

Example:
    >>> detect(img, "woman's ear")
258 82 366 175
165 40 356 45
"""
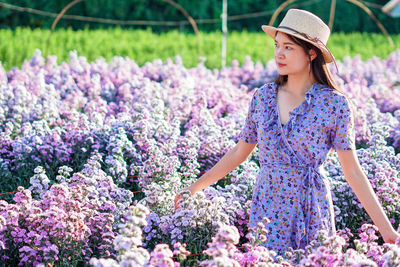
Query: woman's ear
309 49 317 61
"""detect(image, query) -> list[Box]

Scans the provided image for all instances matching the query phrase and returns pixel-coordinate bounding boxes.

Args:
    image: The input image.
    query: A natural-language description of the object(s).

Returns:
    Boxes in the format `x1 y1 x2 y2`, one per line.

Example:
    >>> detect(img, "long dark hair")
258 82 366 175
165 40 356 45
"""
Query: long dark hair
274 32 357 123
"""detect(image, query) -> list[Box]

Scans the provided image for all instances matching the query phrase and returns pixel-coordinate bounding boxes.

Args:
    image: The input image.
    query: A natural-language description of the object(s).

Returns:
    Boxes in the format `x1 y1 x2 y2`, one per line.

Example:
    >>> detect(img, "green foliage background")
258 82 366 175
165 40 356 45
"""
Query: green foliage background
0 0 399 33
1 27 400 71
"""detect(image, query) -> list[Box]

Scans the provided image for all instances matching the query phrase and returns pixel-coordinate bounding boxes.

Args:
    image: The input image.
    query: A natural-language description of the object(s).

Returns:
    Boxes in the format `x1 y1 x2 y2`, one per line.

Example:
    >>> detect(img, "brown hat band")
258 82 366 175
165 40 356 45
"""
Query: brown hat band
277 26 338 73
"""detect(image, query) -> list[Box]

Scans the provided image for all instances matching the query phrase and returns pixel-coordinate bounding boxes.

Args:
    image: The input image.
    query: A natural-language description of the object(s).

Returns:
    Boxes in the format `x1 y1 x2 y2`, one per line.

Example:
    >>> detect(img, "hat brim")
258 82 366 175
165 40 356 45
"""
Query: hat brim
261 25 334 63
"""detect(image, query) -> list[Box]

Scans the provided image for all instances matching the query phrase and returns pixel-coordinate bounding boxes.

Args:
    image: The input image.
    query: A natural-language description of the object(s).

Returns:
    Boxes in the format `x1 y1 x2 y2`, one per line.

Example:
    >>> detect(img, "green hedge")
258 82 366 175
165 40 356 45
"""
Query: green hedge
1 28 399 71
0 0 399 33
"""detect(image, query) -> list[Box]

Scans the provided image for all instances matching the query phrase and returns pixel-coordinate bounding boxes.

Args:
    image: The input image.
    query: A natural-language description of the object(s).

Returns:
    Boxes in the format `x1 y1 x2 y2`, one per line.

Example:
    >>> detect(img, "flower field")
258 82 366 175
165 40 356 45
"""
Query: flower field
0 49 400 266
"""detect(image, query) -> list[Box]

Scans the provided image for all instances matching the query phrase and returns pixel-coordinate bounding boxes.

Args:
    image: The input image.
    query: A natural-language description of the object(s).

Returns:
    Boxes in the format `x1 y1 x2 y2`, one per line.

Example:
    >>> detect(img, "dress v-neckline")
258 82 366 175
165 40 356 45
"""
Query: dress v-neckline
275 83 316 129
276 93 303 129
277 105 290 129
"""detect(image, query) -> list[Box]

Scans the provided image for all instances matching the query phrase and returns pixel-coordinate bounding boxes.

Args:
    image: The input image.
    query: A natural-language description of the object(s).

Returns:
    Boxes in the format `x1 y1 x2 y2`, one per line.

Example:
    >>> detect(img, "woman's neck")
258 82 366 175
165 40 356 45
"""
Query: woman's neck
282 74 317 96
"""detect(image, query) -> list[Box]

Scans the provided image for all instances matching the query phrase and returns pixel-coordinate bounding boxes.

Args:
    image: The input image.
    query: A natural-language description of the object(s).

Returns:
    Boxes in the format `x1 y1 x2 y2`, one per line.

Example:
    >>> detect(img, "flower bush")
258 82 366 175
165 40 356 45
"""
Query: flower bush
0 48 399 265
0 154 132 266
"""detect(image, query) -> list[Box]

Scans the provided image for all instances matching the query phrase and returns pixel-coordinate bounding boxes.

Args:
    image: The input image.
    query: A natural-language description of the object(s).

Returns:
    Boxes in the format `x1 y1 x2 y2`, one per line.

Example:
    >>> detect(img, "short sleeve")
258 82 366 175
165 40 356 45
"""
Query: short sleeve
331 95 356 150
239 89 258 144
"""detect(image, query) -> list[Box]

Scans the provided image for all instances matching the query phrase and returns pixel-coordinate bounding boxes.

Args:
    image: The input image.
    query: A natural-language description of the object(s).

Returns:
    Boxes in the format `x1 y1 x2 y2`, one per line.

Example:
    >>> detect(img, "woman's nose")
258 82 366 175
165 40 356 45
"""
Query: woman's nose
275 48 284 58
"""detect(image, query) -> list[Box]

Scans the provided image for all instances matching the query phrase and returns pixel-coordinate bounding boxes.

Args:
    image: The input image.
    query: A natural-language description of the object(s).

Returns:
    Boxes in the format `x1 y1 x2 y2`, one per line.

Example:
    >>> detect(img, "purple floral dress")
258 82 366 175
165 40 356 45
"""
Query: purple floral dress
239 82 356 257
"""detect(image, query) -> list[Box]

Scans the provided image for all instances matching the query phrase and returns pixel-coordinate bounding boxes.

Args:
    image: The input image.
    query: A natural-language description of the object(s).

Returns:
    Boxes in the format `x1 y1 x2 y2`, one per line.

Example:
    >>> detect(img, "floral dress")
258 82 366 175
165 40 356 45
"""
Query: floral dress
239 82 356 257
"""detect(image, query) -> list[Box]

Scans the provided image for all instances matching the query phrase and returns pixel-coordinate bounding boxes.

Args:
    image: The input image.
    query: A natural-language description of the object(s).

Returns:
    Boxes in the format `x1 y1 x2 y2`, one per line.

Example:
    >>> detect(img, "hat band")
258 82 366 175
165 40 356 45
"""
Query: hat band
277 26 338 72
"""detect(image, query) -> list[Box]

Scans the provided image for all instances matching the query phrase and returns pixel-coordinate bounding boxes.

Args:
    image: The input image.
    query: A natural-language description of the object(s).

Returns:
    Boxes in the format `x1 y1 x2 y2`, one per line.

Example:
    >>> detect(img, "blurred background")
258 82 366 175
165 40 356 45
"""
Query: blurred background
1 0 400 32
0 0 399 70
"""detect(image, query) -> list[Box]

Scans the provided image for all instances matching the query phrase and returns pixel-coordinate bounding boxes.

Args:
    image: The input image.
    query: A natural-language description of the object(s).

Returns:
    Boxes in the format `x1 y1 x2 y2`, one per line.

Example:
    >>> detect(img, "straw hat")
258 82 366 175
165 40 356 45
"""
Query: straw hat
262 9 334 63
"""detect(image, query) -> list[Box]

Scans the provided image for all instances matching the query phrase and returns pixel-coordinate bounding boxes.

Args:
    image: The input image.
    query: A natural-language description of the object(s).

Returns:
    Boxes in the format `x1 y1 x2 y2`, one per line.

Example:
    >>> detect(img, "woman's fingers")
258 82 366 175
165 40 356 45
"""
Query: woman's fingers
174 194 181 210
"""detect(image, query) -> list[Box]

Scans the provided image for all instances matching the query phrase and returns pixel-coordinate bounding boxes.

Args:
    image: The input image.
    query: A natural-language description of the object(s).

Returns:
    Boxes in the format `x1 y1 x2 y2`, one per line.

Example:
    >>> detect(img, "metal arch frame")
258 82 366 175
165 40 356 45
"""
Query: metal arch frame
45 0 202 58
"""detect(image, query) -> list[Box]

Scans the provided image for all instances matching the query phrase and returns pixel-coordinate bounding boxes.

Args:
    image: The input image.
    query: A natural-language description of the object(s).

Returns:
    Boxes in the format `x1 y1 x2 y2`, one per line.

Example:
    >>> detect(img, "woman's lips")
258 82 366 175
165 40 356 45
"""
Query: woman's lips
277 63 286 68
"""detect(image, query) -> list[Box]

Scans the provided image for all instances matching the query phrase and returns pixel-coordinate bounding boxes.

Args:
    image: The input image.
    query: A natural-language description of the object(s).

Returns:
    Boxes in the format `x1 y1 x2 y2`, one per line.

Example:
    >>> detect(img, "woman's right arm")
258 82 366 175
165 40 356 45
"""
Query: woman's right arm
174 139 257 209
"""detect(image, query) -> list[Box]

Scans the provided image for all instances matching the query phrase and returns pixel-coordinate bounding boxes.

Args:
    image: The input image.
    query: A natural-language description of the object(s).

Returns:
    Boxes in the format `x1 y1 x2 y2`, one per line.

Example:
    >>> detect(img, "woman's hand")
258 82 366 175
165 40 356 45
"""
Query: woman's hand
174 194 182 210
175 188 194 210
381 228 400 244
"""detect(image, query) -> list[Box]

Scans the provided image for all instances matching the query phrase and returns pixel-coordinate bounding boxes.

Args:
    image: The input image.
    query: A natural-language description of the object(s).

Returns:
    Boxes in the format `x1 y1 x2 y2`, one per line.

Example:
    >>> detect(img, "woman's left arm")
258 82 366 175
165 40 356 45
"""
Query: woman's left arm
337 149 400 244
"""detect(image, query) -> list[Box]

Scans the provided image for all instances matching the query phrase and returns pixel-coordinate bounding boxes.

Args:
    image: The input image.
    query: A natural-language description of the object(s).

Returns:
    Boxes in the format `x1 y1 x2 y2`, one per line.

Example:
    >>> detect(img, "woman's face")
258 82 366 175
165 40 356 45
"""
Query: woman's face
274 32 311 76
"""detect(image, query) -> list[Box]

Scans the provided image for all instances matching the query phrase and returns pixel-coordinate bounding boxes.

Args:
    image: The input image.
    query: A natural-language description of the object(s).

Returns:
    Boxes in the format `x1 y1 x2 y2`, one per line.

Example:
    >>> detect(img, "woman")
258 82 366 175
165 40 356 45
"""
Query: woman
174 9 400 256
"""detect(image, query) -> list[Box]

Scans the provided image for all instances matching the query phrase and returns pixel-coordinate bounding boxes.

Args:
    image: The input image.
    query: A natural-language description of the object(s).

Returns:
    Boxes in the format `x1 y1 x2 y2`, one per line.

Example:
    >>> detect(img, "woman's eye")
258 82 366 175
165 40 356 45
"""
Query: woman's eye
274 43 292 50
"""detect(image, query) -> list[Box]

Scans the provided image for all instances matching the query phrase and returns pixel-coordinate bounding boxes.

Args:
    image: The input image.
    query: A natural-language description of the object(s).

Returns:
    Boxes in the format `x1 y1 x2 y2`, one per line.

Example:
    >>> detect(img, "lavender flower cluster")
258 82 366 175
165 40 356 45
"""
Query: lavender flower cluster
0 48 399 265
196 220 400 266
0 154 133 265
